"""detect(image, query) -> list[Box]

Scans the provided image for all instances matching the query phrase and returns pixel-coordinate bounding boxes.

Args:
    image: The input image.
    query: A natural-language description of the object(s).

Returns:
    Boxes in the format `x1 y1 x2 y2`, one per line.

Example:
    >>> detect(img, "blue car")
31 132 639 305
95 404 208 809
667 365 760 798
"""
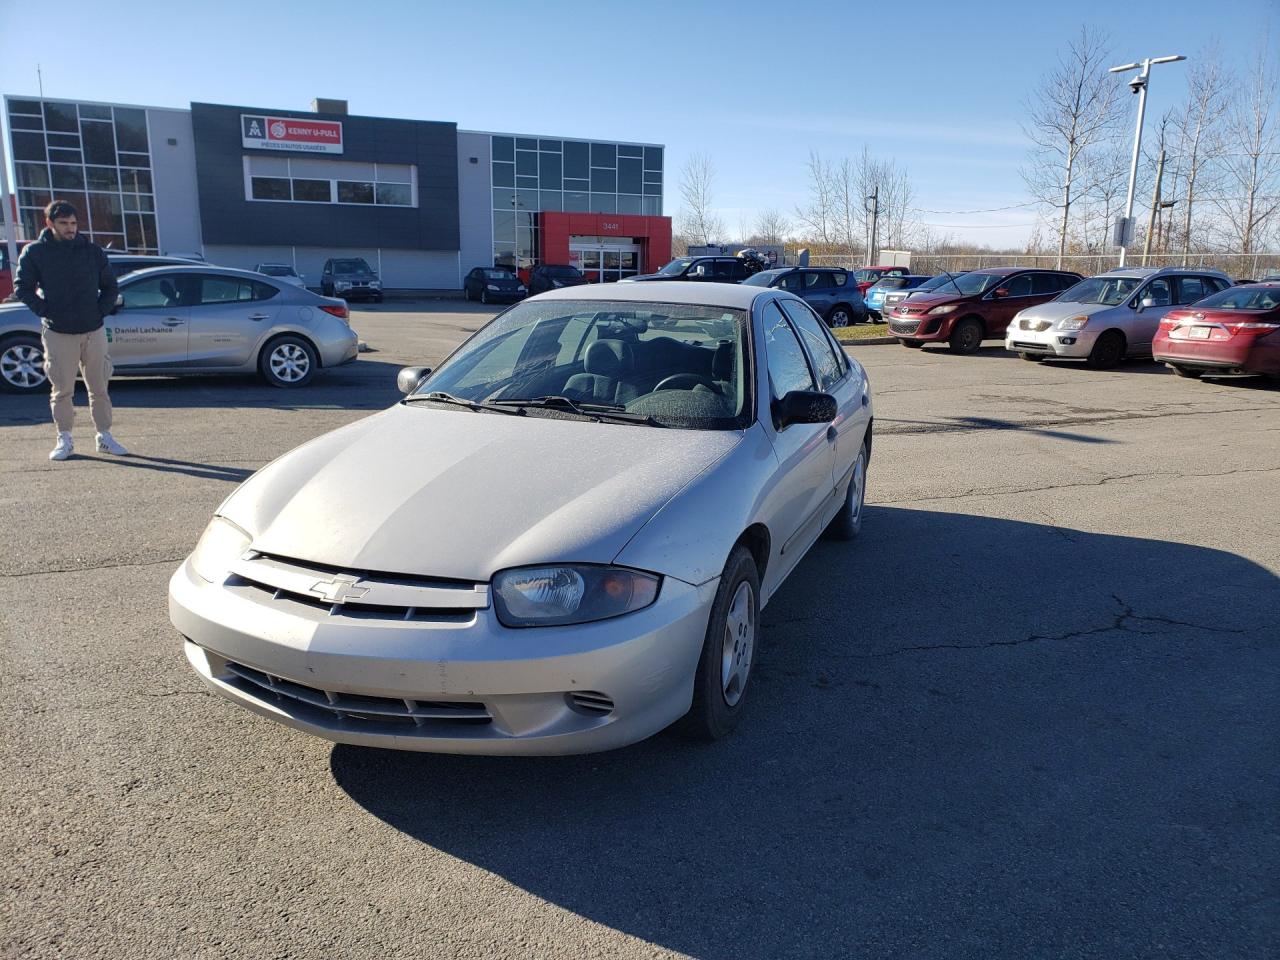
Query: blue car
742 267 868 326
865 275 931 320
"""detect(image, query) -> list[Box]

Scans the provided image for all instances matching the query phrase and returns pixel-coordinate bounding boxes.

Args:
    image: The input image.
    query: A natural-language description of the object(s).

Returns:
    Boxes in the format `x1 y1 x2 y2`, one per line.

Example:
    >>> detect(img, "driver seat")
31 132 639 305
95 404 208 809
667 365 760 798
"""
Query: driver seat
563 339 639 406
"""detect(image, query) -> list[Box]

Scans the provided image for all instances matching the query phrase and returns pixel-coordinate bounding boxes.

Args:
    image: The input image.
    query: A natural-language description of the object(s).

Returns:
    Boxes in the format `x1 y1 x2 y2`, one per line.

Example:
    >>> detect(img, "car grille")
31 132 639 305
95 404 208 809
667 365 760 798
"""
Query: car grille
224 551 489 623
224 661 493 727
889 319 921 335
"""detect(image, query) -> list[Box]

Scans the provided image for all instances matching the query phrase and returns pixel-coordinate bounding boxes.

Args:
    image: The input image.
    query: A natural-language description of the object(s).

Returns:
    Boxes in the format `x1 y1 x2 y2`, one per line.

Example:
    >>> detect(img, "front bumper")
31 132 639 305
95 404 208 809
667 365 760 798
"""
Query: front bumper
1005 325 1099 358
170 559 716 755
888 313 949 341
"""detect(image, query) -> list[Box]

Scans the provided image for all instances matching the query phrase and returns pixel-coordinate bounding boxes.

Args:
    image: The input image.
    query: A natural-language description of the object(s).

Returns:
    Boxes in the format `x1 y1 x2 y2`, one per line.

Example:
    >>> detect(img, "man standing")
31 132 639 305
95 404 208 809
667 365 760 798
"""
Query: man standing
15 200 128 460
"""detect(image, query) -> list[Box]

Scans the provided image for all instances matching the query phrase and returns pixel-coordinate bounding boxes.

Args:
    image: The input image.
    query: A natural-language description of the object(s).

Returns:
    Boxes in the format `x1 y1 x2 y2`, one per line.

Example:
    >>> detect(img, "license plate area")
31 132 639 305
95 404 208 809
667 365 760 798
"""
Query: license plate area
1190 326 1212 340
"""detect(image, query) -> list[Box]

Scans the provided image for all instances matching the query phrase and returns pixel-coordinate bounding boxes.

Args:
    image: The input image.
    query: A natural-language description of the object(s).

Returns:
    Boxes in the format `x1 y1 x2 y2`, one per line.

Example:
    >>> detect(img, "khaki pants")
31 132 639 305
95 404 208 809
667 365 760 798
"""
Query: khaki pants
41 326 114 434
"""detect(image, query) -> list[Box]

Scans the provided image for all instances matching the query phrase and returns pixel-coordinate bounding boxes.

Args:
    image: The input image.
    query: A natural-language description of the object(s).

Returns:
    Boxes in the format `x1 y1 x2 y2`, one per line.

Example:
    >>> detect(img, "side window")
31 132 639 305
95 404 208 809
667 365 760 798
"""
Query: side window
1143 278 1172 306
119 275 186 310
711 260 734 280
778 273 805 292
762 301 816 402
199 276 256 305
1032 273 1062 295
1176 277 1209 304
729 261 749 281
780 299 845 391
252 281 279 302
830 270 848 287
1003 274 1033 297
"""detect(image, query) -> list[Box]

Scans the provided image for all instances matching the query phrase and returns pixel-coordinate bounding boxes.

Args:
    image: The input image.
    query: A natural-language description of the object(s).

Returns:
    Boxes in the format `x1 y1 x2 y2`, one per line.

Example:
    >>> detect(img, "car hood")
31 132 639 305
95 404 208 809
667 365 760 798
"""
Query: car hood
892 292 968 310
1015 301 1119 321
221 404 743 582
624 273 674 282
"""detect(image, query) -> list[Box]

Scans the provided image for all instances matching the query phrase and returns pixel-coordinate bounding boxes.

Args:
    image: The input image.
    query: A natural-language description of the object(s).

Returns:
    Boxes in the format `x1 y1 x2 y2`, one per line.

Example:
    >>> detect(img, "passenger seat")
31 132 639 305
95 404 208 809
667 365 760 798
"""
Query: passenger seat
563 340 639 406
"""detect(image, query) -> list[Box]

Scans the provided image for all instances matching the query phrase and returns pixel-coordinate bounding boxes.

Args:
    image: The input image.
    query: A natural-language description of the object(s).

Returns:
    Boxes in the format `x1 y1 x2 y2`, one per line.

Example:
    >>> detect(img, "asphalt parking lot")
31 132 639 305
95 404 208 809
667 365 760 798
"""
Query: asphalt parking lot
2 301 1277 960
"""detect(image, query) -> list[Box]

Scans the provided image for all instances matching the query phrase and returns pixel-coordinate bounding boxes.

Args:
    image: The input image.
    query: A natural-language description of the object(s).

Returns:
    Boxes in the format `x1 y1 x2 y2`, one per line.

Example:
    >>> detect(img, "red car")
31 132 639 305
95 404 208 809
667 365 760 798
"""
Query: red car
853 265 909 295
1153 282 1280 380
887 267 1082 354
0 247 12 301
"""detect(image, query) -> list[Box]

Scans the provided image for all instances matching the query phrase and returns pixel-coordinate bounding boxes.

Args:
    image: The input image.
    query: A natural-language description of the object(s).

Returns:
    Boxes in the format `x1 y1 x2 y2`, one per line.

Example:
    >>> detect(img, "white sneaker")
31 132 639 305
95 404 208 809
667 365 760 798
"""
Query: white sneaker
49 433 74 461
95 431 128 456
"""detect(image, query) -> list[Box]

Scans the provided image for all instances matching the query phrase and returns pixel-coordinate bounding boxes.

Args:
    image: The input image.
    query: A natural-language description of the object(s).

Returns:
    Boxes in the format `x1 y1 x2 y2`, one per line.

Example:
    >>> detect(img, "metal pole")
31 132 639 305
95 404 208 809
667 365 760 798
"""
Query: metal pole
1142 148 1165 265
868 186 879 265
1118 61 1150 268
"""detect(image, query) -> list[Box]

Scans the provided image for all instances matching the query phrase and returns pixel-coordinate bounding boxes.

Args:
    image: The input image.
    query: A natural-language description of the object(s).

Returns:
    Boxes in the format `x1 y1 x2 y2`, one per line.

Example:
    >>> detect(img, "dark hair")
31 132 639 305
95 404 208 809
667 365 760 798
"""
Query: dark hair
45 200 78 221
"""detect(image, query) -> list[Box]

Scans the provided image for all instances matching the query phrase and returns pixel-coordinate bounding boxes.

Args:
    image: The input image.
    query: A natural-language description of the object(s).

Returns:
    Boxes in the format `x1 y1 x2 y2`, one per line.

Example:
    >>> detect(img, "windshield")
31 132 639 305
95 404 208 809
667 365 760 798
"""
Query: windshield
853 269 883 283
920 273 963 291
415 299 751 430
1059 276 1143 305
332 259 374 276
742 269 786 287
258 265 296 277
657 258 696 276
924 271 1005 297
870 277 913 291
483 269 515 280
1188 286 1279 311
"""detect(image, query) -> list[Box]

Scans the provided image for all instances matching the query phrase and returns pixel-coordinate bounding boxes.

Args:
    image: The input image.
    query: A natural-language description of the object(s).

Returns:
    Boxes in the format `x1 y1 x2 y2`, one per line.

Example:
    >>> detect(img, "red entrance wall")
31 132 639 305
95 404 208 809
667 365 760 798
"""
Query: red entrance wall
539 212 672 275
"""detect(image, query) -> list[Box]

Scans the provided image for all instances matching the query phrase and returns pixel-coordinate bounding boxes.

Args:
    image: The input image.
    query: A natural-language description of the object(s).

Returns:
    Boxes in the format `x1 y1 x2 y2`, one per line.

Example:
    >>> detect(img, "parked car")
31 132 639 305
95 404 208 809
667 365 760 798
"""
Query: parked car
255 263 307 288
624 256 753 283
0 265 358 393
104 252 199 279
528 264 588 296
169 280 875 755
321 257 383 302
865 275 930 320
743 267 868 327
852 265 910 295
879 272 970 317
1153 282 1280 380
888 267 1083 353
464 266 526 303
1005 268 1232 369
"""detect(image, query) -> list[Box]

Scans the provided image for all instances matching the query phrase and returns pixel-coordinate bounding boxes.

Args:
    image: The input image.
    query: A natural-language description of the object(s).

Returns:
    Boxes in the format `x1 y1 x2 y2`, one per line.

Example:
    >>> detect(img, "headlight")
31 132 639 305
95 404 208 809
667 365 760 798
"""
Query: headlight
928 304 958 315
517 285 526 292
486 284 499 291
1057 315 1090 331
492 565 660 627
369 281 381 288
188 517 251 583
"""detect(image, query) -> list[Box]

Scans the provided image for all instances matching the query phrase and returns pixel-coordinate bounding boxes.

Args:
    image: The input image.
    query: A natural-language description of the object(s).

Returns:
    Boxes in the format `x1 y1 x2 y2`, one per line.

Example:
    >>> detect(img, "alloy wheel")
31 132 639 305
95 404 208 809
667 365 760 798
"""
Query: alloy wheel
1 343 47 390
720 581 755 707
831 308 850 327
269 343 311 383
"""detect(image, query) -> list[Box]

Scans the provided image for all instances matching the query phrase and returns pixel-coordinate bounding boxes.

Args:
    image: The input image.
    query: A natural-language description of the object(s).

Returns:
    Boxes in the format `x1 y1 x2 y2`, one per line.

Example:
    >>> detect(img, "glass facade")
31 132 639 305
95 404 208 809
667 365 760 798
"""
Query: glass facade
6 97 158 253
490 135 662 270
243 155 416 208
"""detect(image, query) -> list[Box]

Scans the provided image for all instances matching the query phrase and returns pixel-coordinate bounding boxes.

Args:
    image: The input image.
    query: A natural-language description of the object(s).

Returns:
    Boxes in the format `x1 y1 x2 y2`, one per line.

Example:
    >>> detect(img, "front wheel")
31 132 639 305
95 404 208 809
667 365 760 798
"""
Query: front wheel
1086 330 1125 369
825 441 868 541
1169 365 1203 379
676 545 761 741
900 338 924 349
259 335 318 388
947 318 984 354
0 334 48 394
1018 351 1043 362
827 304 855 328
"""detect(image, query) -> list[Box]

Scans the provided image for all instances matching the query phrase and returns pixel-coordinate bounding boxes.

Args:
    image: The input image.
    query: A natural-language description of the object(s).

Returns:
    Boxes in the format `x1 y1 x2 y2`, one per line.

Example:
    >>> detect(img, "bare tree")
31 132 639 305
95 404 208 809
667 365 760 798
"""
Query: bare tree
677 153 725 246
752 208 791 244
831 156 864 255
1021 26 1123 268
794 151 837 245
1172 52 1230 258
1079 141 1131 253
1213 42 1280 255
855 147 917 255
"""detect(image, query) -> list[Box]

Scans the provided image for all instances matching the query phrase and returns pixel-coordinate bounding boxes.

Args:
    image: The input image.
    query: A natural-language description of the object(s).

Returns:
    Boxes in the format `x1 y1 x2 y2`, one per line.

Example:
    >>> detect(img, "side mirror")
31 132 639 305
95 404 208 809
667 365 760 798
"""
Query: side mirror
1139 297 1155 310
774 390 837 428
692 265 707 278
396 365 432 395
111 294 123 315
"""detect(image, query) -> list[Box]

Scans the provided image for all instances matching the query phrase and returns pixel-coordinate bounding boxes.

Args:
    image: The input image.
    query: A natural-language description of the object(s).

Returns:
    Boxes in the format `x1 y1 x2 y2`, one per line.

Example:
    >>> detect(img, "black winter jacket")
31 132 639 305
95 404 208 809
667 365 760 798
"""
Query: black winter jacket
15 230 119 335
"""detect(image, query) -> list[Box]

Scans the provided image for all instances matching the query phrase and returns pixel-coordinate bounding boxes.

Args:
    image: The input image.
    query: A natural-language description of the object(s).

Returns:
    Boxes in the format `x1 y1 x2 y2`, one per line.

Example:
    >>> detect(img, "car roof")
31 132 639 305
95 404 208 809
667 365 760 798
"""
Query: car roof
1091 267 1230 278
534 279 768 309
118 264 296 282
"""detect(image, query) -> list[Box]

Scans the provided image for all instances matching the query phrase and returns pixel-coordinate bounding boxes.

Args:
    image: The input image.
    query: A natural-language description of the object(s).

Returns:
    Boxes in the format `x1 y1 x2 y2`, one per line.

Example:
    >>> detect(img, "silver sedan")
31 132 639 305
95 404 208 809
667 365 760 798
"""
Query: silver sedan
170 282 875 755
0 265 358 392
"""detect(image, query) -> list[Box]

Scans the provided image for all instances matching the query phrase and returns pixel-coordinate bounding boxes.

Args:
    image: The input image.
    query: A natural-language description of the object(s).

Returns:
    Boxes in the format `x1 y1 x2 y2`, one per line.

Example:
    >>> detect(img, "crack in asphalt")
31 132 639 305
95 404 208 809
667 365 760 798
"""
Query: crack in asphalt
872 464 1280 505
0 556 186 579
877 403 1280 437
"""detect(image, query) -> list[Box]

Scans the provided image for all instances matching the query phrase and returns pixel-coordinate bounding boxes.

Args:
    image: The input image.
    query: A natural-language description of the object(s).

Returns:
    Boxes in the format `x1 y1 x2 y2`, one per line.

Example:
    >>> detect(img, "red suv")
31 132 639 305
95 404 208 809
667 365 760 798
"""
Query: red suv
888 267 1082 354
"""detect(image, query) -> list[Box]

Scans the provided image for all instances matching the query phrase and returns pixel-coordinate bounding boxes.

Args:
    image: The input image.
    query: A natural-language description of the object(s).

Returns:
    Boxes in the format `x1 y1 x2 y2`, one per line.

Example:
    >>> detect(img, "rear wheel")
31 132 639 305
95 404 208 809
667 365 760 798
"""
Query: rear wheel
1086 330 1125 369
464 286 472 301
676 545 761 741
259 334 318 388
1170 365 1203 379
0 334 47 394
900 338 924 349
948 317 984 354
825 441 869 541
480 288 489 305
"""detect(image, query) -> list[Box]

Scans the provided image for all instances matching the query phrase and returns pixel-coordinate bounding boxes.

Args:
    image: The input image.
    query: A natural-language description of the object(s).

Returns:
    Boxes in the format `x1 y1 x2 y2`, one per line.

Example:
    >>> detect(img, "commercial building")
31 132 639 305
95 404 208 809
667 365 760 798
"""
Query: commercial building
2 95 670 289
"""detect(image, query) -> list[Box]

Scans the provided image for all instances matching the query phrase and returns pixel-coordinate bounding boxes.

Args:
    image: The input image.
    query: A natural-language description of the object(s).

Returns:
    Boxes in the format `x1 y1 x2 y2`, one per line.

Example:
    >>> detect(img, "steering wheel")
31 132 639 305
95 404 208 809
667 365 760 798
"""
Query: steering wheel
654 373 717 392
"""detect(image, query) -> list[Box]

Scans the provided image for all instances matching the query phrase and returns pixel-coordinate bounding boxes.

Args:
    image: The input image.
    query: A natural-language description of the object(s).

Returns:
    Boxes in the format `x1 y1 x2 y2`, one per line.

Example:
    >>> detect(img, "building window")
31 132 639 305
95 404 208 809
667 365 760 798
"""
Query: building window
243 155 416 207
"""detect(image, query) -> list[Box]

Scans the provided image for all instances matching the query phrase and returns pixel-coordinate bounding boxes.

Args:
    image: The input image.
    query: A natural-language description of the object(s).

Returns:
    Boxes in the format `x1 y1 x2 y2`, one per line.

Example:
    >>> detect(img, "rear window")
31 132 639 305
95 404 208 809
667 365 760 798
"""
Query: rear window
544 266 581 278
1188 286 1279 310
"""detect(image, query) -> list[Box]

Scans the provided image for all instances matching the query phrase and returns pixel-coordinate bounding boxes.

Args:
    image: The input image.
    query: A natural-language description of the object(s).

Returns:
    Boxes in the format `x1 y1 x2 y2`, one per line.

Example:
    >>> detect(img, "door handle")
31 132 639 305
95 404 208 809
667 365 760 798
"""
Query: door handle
162 317 185 326
248 314 270 321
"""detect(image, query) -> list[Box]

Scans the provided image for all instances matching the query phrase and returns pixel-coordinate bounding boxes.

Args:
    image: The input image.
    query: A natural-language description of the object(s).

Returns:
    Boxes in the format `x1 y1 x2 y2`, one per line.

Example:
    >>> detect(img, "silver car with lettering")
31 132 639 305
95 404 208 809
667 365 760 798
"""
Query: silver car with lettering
1006 267 1232 369
0 265 358 393
170 282 874 755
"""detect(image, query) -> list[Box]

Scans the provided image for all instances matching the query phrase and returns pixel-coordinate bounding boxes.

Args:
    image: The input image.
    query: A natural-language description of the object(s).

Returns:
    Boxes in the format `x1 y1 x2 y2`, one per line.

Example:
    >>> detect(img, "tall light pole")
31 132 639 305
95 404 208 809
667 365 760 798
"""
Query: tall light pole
1109 54 1185 267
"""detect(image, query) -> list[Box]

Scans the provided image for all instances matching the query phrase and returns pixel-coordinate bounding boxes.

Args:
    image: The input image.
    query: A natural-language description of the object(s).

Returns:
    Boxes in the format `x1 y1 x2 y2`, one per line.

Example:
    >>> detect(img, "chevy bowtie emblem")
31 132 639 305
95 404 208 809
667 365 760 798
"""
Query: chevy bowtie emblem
309 574 370 604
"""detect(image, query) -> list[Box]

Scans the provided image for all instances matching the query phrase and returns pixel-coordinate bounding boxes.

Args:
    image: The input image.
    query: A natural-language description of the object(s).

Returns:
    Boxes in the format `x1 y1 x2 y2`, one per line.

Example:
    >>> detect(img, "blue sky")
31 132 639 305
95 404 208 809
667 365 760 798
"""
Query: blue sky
1 0 1275 248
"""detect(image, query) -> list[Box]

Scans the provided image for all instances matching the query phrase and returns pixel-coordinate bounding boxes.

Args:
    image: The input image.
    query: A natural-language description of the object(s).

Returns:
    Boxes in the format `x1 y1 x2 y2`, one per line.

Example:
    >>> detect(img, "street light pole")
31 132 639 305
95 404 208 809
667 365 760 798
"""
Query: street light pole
1110 54 1185 268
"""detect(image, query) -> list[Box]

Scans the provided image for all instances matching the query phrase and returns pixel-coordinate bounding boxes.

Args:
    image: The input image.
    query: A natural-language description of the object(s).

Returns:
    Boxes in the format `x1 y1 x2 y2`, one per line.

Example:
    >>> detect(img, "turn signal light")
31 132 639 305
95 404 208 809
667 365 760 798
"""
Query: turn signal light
320 304 350 321
1223 321 1280 336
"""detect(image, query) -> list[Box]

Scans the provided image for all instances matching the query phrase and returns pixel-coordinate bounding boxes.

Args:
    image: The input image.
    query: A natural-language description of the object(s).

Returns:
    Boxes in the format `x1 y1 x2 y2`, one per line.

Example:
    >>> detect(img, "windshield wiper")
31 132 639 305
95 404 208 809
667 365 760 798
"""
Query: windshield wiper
403 391 524 415
490 396 663 426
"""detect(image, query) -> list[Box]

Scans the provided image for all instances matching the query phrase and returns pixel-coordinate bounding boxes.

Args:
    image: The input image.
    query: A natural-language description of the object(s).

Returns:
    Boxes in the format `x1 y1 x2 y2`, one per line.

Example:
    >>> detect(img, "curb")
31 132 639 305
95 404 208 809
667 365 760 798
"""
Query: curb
835 336 897 346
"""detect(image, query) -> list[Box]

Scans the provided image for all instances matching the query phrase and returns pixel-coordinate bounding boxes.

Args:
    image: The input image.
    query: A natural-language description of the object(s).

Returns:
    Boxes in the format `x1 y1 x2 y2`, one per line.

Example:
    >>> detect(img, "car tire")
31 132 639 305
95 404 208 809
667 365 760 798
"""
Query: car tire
824 440 869 541
1170 365 1203 379
947 317 984 354
258 334 318 388
373 294 384 304
480 289 489 305
1086 330 1125 370
827 304 855 328
1017 351 1043 362
900 338 924 349
676 545 761 741
0 333 47 394
464 286 472 302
